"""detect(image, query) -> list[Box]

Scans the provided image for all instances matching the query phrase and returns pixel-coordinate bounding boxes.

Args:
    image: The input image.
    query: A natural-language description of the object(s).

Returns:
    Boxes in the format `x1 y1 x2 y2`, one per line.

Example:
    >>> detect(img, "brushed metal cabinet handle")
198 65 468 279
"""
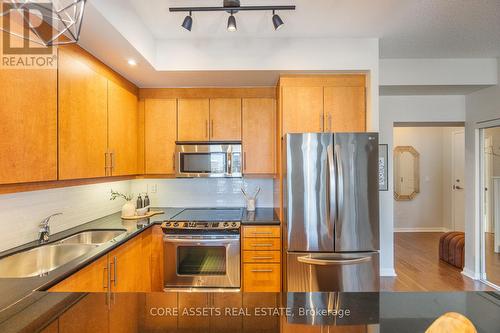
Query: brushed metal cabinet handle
243 152 247 172
102 266 108 289
113 256 117 287
328 114 332 132
205 120 209 139
251 232 273 235
252 243 273 247
252 256 274 260
251 269 273 273
211 119 214 138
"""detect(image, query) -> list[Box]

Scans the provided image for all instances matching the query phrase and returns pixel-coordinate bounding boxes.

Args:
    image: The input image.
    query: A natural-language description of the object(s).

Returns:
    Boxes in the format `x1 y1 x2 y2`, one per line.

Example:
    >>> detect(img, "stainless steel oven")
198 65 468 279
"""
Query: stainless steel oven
175 142 242 178
162 221 241 291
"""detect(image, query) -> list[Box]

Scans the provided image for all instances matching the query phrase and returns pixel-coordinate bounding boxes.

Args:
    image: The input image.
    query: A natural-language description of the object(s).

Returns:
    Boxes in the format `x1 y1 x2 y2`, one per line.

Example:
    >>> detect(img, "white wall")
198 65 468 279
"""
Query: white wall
379 95 466 276
0 181 130 252
131 178 273 208
393 127 459 232
464 57 500 279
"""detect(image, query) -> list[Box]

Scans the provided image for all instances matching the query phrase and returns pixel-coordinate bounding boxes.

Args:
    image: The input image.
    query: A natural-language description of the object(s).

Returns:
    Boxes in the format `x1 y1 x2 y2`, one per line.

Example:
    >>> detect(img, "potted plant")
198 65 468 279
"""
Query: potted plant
110 189 135 217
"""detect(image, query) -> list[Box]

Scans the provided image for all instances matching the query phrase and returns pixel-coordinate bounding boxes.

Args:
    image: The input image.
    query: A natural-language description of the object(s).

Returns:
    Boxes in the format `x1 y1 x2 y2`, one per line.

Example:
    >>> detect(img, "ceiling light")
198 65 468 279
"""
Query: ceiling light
272 11 284 30
127 59 137 66
227 11 237 32
181 12 193 31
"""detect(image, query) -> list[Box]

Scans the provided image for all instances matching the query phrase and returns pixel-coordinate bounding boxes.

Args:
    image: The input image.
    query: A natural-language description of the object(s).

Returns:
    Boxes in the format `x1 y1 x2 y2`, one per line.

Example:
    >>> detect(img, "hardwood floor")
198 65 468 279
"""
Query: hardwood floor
380 232 492 291
485 232 500 287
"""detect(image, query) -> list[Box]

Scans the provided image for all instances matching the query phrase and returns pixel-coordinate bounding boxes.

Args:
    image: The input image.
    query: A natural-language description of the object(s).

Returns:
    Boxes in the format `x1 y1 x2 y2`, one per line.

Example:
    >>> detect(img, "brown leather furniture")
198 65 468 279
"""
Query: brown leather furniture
439 232 465 269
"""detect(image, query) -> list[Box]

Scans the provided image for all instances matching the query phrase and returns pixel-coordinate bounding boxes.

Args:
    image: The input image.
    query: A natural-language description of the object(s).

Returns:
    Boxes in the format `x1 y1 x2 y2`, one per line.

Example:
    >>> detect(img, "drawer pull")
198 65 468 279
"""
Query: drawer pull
252 256 274 260
252 243 273 247
251 269 273 273
251 232 273 235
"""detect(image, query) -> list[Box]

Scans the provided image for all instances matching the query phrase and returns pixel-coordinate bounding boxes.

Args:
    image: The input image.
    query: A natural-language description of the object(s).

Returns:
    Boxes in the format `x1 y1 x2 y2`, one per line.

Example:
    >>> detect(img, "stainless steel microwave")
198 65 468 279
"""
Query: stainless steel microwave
175 142 242 178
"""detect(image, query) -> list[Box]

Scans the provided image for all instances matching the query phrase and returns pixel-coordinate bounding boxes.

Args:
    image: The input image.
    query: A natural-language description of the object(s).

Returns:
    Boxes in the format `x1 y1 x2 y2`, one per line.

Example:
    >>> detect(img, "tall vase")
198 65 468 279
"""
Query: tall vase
121 200 136 217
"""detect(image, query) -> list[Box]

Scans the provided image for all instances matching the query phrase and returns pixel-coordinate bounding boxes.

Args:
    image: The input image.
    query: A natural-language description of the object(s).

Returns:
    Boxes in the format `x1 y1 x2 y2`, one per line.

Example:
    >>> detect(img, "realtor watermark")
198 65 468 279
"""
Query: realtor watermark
0 1 57 69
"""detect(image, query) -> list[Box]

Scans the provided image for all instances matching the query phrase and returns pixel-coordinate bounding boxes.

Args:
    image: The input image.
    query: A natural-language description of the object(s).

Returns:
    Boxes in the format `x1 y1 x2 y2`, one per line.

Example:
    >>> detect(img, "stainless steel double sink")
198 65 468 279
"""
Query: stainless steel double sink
0 230 126 278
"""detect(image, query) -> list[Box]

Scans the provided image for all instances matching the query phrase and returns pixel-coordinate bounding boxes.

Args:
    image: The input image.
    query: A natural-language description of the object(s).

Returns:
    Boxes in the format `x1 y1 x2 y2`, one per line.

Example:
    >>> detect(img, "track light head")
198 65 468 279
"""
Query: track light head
182 12 193 31
227 11 237 32
272 11 284 30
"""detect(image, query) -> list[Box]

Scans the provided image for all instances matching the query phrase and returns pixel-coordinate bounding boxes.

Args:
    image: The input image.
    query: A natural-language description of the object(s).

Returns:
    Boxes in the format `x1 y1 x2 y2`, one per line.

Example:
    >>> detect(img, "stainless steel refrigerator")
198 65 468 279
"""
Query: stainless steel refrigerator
284 133 380 292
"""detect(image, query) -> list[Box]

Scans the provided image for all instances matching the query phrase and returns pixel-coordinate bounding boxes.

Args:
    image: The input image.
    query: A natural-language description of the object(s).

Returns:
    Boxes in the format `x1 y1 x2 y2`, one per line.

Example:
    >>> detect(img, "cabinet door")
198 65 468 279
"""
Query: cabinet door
108 80 138 176
145 99 177 174
324 86 366 132
59 294 109 333
58 48 108 180
49 255 109 292
0 68 57 185
209 98 242 141
242 98 275 174
177 99 210 141
110 234 149 292
282 86 324 134
109 294 139 333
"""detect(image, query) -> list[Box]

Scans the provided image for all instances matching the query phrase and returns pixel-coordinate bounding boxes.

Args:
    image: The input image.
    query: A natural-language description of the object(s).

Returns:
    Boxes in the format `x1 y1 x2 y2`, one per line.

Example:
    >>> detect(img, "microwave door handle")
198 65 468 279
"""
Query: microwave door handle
297 255 371 266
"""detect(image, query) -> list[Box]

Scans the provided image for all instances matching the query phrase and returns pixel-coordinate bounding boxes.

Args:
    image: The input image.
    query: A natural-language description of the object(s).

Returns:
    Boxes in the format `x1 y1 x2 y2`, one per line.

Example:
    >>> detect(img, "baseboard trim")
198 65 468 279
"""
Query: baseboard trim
394 227 451 233
461 268 480 280
380 268 397 277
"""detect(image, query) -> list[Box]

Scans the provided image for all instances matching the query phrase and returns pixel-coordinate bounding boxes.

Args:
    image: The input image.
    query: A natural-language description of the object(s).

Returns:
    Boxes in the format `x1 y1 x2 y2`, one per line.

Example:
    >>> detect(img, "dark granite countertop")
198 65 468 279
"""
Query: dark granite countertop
0 207 279 322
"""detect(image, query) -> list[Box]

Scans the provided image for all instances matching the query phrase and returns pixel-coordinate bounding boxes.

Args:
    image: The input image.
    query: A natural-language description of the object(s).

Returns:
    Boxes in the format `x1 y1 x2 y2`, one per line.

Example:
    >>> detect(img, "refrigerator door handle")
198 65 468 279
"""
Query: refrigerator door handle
297 255 372 266
327 144 336 233
334 144 344 223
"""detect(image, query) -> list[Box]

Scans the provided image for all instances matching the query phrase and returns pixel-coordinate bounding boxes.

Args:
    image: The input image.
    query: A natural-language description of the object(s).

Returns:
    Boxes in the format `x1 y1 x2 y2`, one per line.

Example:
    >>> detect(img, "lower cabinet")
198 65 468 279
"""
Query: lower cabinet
241 226 281 292
50 229 153 293
58 294 109 333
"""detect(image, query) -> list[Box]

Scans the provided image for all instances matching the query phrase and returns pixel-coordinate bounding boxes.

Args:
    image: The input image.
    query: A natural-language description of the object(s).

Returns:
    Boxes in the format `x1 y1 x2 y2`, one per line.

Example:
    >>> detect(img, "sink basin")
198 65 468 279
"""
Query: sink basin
0 244 97 278
58 229 126 245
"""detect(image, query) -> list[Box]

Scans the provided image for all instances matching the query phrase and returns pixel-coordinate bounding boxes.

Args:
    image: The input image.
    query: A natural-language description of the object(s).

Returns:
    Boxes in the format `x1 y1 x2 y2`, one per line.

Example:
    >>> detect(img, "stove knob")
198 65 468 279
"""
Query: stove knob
223 222 229 228
164 222 171 227
231 222 238 228
173 222 179 227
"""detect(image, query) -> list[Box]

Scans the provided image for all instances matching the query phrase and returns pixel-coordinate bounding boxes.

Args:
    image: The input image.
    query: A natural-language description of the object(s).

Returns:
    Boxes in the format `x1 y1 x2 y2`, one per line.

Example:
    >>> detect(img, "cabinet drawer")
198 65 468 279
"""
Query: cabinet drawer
243 226 280 238
243 251 280 263
243 264 281 292
243 238 280 251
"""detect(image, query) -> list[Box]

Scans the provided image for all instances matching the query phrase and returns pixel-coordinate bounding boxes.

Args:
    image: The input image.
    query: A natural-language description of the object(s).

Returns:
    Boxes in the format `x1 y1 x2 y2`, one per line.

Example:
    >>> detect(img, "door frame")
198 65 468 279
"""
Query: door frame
451 129 465 231
477 119 500 290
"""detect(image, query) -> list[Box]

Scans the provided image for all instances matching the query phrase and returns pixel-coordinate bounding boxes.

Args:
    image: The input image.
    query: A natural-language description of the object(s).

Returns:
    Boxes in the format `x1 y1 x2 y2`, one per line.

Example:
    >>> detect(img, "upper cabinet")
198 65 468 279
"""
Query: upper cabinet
209 98 242 141
0 67 57 185
177 99 210 141
58 46 138 180
145 99 177 174
108 80 138 176
58 47 108 180
279 75 366 136
282 86 324 134
242 98 276 175
178 98 242 142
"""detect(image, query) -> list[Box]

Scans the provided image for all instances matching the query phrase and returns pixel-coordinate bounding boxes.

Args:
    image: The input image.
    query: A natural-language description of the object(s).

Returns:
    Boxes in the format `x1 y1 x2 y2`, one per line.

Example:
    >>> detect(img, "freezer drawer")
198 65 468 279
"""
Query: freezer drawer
286 252 379 292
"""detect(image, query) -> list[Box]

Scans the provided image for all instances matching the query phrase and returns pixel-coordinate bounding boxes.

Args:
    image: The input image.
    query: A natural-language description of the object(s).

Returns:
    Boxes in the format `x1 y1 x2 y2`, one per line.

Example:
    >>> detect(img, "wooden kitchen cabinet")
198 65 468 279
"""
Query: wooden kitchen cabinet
144 99 177 174
242 226 281 292
108 80 138 176
59 294 109 333
177 99 210 141
109 294 139 333
324 86 366 132
242 98 276 175
282 86 324 134
209 98 242 141
58 47 108 180
49 254 109 292
0 68 57 185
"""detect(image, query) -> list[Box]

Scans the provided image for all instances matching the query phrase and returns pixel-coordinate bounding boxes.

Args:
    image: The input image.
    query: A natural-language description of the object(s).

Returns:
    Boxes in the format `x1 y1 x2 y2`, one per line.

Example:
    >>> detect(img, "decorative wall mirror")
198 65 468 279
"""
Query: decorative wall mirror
394 146 420 201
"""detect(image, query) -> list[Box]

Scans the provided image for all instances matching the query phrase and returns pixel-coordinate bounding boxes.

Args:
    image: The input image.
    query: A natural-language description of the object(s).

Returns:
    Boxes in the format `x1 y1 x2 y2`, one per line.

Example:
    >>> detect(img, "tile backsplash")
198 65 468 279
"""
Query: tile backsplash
131 178 274 208
0 178 273 252
0 181 130 252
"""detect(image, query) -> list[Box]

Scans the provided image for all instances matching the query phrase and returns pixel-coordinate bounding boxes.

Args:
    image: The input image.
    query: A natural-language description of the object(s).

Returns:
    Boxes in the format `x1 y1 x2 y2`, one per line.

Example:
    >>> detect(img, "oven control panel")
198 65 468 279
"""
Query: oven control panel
161 221 240 230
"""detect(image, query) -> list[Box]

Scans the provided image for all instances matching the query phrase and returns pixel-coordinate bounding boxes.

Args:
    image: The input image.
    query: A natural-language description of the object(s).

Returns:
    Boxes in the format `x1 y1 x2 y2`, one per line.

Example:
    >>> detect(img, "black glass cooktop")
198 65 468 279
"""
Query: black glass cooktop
171 208 243 221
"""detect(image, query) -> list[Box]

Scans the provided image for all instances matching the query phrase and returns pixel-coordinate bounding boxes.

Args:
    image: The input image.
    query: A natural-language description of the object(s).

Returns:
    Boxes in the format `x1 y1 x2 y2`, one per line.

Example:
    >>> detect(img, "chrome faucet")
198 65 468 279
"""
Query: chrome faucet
38 213 62 244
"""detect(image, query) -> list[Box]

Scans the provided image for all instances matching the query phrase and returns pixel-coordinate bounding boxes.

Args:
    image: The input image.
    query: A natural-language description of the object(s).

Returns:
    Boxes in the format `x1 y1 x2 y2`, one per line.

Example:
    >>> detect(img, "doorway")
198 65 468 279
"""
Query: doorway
480 126 500 288
452 129 465 231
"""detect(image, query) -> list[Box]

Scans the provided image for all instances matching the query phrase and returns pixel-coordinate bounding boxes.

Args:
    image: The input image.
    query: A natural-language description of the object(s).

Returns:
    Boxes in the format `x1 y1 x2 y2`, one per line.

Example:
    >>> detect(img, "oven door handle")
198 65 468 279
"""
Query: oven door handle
163 236 240 243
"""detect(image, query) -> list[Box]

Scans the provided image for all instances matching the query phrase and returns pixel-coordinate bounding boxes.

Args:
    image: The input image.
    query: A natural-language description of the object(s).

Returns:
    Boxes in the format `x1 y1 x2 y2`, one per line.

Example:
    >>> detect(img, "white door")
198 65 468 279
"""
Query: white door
484 136 494 233
452 130 465 232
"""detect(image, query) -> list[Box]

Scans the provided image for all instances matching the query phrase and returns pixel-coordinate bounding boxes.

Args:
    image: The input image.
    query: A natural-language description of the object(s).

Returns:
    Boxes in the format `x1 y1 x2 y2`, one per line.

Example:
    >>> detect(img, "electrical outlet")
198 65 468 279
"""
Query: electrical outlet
151 184 158 193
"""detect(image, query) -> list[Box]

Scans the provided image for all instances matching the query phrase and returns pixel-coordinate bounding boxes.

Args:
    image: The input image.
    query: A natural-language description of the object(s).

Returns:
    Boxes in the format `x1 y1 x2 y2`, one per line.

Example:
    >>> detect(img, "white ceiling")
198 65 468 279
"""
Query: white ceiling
129 0 500 58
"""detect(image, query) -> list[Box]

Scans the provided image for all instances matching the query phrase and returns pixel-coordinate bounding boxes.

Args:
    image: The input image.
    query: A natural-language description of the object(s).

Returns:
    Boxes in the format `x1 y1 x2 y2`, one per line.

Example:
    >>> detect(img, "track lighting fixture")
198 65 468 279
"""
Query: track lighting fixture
181 11 193 31
170 0 295 32
227 11 237 32
272 10 284 30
